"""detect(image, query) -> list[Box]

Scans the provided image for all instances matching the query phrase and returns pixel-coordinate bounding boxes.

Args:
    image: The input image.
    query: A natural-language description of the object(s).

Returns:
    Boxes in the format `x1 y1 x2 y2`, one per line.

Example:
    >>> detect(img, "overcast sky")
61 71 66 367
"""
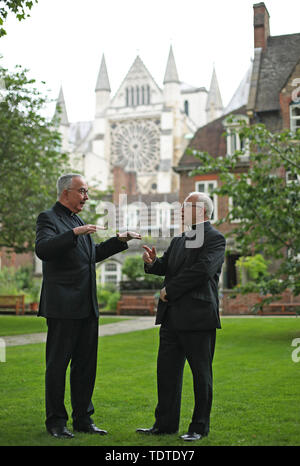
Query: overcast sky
1 0 299 122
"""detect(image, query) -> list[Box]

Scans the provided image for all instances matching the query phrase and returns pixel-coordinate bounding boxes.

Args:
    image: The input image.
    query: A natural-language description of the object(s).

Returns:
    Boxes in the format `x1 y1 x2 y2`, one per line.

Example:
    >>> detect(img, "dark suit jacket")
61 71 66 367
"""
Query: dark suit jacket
35 202 128 319
145 222 226 331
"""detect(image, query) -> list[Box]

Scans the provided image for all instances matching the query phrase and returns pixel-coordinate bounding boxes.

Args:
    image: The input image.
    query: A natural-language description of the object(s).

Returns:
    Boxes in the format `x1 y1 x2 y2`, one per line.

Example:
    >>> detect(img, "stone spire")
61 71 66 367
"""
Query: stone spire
206 67 224 123
163 45 180 84
56 86 69 126
95 54 111 92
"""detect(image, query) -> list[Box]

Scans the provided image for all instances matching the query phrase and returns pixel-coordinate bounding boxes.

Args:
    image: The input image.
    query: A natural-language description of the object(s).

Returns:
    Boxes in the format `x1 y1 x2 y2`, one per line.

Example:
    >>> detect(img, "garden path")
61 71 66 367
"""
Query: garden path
2 316 156 347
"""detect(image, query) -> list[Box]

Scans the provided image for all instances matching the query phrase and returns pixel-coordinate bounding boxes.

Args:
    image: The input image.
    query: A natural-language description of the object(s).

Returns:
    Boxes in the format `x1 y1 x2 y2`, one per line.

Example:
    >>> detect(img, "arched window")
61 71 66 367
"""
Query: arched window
184 100 189 116
131 86 134 106
141 86 145 105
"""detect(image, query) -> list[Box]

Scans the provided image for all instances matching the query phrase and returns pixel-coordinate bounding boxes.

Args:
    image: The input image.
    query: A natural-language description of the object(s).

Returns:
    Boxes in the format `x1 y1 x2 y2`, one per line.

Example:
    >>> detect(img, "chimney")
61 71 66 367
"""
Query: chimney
253 2 270 50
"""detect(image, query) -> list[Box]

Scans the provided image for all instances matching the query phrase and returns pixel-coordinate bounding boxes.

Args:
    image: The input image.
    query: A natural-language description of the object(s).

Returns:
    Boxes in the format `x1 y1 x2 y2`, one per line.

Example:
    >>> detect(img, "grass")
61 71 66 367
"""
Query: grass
0 317 300 446
0 315 128 337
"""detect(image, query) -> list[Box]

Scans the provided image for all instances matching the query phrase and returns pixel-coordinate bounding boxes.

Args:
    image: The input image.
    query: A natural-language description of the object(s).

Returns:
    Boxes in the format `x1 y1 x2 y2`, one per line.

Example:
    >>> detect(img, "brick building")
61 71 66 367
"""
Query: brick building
174 2 300 313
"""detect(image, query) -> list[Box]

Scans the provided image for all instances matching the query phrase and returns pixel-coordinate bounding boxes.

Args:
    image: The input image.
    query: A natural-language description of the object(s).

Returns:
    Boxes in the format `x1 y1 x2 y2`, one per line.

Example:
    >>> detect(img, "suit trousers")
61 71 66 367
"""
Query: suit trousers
45 316 99 429
153 310 216 435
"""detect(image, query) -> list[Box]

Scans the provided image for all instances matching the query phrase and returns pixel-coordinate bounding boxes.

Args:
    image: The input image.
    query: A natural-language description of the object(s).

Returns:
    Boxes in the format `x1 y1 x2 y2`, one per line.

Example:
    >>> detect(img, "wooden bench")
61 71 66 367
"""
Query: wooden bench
0 295 25 315
259 302 299 316
117 295 156 316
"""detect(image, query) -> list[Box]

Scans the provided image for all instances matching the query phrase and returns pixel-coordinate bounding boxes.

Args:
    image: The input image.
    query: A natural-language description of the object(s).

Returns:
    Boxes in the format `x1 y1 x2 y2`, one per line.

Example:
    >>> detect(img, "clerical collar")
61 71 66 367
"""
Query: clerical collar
190 220 210 230
55 201 76 217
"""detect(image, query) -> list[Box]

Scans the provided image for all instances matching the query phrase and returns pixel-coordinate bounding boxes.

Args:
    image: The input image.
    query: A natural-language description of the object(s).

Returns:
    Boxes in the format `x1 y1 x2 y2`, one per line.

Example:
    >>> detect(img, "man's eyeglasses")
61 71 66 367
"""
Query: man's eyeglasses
68 188 89 196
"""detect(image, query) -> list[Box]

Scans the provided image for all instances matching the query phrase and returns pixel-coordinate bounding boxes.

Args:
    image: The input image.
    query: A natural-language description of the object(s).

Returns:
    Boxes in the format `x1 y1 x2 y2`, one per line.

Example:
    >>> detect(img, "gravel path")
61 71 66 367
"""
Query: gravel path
2 316 156 347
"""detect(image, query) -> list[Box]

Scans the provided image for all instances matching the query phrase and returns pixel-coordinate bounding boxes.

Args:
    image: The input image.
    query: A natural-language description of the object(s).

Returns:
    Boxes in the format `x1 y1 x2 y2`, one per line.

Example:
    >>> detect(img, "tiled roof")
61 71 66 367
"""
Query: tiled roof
255 33 300 112
176 106 246 169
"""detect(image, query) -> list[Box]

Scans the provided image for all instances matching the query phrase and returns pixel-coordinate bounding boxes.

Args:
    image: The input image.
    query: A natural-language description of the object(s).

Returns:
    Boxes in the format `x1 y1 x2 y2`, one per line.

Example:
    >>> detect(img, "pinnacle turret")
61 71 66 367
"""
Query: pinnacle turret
163 45 180 84
95 54 111 92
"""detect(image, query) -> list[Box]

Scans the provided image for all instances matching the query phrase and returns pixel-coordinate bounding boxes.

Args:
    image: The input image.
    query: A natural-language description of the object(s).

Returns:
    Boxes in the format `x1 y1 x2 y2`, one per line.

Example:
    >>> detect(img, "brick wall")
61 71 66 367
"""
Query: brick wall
0 249 33 269
222 289 300 315
113 166 137 203
253 3 270 50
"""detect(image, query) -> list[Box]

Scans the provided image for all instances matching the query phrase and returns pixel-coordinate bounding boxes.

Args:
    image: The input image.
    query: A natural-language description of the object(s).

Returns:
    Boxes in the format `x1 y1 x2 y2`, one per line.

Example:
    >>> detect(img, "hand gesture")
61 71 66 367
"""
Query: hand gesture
117 231 142 242
160 287 168 302
73 225 98 236
142 245 157 265
73 225 106 236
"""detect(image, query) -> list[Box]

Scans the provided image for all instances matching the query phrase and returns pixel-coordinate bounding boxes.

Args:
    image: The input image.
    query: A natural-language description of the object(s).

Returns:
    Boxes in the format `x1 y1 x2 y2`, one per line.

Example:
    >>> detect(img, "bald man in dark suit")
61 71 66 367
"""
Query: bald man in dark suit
137 192 226 441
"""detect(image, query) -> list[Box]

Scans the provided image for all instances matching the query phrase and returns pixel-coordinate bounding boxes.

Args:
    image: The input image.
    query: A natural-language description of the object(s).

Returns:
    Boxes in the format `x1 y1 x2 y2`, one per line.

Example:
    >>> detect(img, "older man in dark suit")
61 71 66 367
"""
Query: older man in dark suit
36 173 140 438
136 192 226 441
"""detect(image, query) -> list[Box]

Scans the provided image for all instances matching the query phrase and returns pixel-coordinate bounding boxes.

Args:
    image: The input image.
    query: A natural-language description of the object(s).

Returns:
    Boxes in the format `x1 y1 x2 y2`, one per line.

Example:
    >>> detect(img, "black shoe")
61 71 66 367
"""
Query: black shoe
136 427 176 435
180 432 206 441
47 426 74 438
73 423 107 435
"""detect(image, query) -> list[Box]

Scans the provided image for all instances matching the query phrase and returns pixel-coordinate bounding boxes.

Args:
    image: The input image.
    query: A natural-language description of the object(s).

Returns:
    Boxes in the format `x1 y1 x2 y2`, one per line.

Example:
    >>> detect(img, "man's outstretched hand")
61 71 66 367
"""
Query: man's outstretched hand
117 231 142 242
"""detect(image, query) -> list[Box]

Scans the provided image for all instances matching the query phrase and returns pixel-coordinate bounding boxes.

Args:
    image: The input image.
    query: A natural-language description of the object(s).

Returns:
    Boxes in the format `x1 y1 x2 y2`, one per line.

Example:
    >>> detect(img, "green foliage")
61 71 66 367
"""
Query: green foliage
97 283 120 312
121 255 163 289
0 1 38 37
122 255 144 281
0 266 20 294
236 254 269 281
0 62 70 253
0 265 41 302
189 121 300 303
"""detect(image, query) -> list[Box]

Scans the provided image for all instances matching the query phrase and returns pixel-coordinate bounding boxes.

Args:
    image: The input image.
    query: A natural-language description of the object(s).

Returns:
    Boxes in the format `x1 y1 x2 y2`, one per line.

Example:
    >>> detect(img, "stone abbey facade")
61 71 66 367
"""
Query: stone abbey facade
57 46 223 199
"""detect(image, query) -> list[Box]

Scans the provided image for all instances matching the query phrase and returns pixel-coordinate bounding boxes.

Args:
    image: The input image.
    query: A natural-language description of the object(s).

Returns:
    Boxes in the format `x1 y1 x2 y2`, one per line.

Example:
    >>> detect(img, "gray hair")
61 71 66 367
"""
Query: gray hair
56 173 83 198
185 191 214 219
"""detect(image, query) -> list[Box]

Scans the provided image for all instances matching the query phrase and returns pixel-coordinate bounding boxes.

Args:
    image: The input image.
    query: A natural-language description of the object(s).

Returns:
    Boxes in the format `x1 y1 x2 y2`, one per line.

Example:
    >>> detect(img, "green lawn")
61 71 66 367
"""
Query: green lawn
0 317 300 446
0 315 127 336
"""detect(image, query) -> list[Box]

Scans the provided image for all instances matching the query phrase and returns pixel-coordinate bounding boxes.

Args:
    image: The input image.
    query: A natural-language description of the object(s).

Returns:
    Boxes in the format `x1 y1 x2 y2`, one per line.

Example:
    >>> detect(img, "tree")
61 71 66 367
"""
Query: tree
189 121 300 308
0 62 70 253
121 255 163 290
0 0 38 37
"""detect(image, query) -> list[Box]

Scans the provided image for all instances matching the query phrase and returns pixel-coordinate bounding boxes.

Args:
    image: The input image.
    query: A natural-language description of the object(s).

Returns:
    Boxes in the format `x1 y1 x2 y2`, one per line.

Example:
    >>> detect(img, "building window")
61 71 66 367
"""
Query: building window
195 180 218 222
228 177 251 223
290 103 300 133
125 85 150 107
105 262 117 272
100 261 121 286
223 115 249 158
286 170 300 184
141 86 145 104
130 86 134 106
127 206 140 228
155 203 171 229
184 100 189 116
122 203 148 232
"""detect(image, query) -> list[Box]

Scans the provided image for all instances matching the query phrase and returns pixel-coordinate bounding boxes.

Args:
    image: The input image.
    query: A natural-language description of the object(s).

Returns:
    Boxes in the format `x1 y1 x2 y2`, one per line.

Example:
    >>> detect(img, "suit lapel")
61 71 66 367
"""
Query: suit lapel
169 235 187 276
53 205 92 259
76 214 93 260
